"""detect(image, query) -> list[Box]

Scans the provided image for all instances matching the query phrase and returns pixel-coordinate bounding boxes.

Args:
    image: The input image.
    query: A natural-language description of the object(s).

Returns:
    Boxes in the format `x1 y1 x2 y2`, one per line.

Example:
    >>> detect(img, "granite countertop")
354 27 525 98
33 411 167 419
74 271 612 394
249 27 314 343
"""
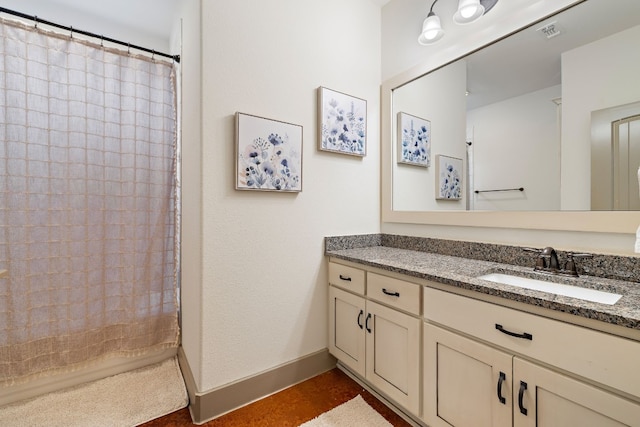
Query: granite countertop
326 246 640 331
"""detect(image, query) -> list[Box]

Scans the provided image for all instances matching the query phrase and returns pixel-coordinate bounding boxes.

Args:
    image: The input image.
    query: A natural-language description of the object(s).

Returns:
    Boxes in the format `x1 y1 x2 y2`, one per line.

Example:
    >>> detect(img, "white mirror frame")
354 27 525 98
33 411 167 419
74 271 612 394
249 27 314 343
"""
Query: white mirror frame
381 0 638 234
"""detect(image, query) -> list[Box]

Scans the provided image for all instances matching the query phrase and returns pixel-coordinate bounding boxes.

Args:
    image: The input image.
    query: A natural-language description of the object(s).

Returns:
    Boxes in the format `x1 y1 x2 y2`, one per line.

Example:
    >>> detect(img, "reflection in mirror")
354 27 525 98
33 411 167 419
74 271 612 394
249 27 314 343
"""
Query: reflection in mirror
591 102 640 211
391 0 640 212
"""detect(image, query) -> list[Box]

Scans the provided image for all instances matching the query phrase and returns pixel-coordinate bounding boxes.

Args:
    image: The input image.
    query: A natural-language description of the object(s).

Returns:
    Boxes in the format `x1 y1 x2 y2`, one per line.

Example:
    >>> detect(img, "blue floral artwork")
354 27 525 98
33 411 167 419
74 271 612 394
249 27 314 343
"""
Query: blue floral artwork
318 87 366 156
436 155 462 200
236 113 302 192
398 112 430 167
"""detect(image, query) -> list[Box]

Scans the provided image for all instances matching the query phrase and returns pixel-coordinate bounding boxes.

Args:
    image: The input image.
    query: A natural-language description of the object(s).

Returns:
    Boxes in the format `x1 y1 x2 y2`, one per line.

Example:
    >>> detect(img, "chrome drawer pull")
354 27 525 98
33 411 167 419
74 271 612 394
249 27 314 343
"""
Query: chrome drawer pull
495 324 533 340
382 288 400 297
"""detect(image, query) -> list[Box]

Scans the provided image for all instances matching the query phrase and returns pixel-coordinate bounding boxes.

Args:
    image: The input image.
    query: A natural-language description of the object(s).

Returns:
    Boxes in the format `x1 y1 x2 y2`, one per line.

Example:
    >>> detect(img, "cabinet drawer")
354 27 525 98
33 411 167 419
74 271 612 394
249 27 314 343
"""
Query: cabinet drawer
424 287 640 399
368 273 421 316
329 262 365 295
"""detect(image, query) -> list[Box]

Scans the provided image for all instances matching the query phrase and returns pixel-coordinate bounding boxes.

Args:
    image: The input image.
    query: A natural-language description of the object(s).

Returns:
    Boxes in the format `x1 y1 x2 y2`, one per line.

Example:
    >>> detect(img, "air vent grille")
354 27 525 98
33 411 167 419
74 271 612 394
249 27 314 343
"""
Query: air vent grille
536 21 562 39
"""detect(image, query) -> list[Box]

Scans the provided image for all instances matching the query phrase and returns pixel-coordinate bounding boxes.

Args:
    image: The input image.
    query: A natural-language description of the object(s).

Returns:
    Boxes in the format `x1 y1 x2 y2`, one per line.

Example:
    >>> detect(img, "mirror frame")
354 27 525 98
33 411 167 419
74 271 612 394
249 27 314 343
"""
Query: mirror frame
381 0 638 234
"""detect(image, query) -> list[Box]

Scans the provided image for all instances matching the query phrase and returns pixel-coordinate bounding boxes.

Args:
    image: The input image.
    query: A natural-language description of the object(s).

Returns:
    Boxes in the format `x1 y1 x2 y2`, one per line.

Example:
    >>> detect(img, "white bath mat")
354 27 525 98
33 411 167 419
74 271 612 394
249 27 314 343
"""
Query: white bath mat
0 356 188 427
299 394 393 427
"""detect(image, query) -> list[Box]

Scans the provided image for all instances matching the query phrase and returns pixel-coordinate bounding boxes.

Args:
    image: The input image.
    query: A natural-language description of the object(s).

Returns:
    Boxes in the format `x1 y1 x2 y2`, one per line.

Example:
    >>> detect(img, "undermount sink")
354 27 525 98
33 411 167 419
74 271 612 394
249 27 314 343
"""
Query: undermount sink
477 273 622 305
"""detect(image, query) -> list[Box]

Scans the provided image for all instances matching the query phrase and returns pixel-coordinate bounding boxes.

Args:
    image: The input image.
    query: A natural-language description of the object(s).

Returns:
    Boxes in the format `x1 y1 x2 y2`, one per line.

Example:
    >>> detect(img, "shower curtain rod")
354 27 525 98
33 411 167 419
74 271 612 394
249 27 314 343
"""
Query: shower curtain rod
0 6 180 63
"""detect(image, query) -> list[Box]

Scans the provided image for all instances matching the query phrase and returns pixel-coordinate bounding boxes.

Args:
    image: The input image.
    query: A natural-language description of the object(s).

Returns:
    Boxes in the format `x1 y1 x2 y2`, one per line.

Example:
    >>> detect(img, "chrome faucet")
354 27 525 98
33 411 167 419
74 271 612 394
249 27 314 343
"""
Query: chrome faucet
523 247 592 277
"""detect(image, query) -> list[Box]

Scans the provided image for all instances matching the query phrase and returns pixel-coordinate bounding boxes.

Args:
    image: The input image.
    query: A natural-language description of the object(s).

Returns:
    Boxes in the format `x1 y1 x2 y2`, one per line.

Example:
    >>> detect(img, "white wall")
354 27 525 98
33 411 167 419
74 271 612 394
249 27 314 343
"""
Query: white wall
172 0 203 390
392 60 467 211
197 0 381 392
468 85 561 211
561 25 640 210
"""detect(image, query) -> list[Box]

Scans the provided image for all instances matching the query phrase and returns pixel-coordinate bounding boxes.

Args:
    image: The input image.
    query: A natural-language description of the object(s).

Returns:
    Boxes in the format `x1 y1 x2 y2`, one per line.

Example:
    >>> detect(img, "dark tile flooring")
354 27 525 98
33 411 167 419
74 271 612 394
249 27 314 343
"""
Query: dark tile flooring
140 368 411 426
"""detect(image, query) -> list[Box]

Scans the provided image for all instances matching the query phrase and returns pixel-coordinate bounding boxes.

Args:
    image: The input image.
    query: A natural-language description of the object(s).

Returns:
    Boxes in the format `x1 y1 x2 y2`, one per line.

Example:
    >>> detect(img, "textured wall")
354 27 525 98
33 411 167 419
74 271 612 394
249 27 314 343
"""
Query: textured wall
198 0 382 392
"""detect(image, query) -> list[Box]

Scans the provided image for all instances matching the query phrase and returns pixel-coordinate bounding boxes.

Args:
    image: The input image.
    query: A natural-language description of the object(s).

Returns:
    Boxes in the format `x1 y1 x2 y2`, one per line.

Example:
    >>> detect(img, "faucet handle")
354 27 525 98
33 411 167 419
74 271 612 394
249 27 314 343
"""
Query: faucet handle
562 252 593 277
522 247 546 269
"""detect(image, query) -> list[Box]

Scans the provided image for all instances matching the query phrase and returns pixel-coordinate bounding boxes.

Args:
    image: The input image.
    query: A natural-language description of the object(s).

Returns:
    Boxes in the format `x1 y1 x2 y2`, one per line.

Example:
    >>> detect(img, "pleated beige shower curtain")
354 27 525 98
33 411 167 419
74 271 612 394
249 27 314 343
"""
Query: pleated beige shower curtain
0 18 179 386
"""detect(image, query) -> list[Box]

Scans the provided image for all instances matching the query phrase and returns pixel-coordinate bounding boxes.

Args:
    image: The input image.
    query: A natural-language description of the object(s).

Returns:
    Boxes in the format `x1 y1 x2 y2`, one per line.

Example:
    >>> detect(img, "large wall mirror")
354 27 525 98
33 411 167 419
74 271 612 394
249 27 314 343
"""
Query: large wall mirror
381 0 640 233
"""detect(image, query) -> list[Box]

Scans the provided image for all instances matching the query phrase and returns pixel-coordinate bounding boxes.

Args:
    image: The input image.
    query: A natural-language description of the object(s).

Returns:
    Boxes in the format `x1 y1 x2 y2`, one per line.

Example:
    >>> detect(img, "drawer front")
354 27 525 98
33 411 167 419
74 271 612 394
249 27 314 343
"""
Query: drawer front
329 262 365 295
424 287 640 399
368 273 421 316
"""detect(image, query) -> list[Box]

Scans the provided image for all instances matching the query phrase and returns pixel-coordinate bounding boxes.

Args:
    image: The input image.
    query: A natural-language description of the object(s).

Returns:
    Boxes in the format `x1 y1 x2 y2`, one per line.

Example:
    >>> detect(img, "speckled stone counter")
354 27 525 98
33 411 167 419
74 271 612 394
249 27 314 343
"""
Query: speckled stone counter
325 234 640 331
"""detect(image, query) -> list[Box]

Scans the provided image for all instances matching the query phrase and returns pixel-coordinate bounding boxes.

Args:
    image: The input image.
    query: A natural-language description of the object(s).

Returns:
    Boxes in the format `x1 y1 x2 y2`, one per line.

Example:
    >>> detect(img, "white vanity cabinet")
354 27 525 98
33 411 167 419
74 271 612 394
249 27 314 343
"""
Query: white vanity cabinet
514 357 640 427
328 261 421 417
423 323 512 427
423 287 640 427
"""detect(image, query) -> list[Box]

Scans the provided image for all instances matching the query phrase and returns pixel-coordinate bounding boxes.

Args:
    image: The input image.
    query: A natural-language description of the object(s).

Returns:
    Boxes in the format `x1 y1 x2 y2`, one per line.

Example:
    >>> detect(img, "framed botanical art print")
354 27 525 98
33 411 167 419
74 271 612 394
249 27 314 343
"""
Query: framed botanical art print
318 86 367 156
397 112 431 167
435 155 462 200
235 112 303 192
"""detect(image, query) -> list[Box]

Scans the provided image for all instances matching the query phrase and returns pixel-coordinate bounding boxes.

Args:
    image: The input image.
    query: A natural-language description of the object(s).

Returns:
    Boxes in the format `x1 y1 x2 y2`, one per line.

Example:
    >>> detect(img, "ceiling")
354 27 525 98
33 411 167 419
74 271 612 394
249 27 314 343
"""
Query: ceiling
33 0 180 40
464 0 640 109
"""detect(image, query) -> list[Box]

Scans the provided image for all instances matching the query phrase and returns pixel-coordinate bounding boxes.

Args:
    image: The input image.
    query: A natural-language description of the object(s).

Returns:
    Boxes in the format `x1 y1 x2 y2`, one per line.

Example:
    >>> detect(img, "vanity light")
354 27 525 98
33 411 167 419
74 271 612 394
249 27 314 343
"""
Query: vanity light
418 0 498 45
418 11 445 45
453 0 484 24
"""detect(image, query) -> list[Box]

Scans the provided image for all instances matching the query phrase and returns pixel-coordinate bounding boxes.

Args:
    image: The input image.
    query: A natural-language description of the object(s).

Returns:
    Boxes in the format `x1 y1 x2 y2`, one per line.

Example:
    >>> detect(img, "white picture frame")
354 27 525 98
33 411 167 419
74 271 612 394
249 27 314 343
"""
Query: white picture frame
235 112 303 192
435 155 462 200
397 112 431 167
318 86 367 156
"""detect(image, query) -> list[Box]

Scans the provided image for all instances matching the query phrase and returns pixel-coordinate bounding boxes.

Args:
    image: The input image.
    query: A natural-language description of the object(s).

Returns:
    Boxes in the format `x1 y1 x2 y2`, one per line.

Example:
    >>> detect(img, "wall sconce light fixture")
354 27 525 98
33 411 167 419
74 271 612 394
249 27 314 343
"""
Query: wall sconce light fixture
419 0 499 45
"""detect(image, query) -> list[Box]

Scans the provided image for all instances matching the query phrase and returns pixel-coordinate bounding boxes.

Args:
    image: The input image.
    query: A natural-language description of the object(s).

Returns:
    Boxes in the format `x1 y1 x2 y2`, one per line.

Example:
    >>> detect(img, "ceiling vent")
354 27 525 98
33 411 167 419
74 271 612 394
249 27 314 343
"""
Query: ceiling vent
536 21 562 39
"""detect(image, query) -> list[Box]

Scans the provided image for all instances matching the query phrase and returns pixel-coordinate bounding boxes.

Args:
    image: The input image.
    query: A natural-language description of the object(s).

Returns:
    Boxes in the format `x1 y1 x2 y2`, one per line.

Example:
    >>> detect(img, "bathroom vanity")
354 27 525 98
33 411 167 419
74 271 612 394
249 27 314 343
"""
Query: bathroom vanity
326 236 640 427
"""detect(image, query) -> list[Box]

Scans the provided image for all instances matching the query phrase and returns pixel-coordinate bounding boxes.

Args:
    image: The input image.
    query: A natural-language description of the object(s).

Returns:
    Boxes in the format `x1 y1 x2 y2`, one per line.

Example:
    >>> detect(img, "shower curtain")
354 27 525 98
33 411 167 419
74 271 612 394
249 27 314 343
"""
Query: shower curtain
0 18 179 386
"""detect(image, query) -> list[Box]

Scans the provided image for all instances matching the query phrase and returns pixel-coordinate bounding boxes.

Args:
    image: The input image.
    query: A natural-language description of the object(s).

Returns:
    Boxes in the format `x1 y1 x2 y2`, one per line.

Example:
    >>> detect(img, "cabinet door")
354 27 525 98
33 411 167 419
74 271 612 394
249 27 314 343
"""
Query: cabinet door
423 324 512 427
514 358 640 427
366 300 421 416
329 286 366 376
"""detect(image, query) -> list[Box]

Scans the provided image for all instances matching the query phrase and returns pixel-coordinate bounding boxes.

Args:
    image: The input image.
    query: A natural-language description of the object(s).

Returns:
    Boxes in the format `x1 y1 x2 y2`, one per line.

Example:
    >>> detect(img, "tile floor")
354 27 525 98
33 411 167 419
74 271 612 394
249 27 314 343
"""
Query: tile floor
140 368 411 426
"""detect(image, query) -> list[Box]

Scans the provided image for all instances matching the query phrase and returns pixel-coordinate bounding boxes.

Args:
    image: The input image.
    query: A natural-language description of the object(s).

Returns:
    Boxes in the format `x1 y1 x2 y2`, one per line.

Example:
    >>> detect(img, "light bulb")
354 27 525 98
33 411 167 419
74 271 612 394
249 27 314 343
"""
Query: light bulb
460 5 478 18
418 12 444 45
453 0 485 24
